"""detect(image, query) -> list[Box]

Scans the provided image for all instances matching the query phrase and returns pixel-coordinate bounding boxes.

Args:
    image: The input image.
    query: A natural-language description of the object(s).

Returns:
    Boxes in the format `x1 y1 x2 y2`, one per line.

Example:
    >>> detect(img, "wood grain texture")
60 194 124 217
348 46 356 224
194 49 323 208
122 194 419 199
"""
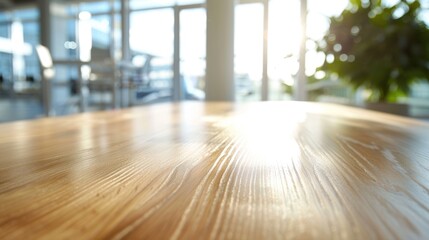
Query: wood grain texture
1 101 429 239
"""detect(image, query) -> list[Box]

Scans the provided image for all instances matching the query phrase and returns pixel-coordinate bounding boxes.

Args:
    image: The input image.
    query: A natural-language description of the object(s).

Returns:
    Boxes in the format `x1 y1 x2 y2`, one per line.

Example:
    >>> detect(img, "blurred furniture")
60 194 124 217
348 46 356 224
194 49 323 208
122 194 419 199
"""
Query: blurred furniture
85 60 118 111
36 45 118 115
1 101 429 239
121 55 173 106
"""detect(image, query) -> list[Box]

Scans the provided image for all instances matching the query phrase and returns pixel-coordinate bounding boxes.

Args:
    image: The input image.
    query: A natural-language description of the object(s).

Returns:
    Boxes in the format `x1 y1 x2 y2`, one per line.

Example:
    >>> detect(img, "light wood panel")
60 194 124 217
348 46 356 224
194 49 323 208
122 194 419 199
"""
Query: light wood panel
1 101 429 239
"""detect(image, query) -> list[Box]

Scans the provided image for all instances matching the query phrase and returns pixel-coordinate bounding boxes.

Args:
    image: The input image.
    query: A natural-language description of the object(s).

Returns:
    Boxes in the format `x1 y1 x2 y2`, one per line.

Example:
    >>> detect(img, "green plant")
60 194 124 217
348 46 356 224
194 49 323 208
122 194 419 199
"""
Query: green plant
315 0 429 102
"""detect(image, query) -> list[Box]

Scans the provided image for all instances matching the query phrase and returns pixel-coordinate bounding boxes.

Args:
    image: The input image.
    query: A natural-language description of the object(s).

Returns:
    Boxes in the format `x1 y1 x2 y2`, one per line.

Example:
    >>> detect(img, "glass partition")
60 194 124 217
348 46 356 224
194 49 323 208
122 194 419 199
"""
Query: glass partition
22 21 41 86
304 0 351 103
180 8 206 100
0 23 12 90
266 0 349 102
267 0 300 101
235 3 263 101
0 7 42 122
129 8 174 104
46 0 121 114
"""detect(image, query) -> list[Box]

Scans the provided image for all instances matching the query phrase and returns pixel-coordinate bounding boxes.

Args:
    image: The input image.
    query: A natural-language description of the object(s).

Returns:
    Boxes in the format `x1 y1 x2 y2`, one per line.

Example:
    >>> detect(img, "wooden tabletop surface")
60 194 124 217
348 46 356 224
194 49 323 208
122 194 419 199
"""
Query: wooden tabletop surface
1 101 429 239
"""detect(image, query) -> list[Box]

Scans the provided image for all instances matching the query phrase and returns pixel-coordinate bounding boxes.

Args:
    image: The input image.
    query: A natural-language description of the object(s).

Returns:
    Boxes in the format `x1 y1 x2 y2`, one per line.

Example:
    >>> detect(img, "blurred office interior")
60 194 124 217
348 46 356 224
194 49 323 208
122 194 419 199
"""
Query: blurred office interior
1 0 429 123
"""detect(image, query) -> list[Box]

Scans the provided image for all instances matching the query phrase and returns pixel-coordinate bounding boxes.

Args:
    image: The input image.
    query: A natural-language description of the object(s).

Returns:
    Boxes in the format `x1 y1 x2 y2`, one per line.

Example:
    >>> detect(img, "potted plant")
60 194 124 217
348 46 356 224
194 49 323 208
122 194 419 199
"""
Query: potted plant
313 0 429 115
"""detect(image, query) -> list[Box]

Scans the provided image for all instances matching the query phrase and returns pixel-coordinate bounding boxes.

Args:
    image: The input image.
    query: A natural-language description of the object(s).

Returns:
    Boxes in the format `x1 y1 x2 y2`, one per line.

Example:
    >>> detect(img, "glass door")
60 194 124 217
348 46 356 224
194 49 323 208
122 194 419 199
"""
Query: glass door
0 7 43 122
129 8 174 104
234 3 264 101
0 22 12 96
268 0 300 101
179 7 206 100
45 0 118 115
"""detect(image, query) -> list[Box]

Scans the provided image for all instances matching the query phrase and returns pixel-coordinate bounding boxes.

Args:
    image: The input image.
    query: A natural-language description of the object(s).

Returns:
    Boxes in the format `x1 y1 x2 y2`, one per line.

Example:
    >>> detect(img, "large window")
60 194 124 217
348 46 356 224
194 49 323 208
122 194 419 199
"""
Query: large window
0 7 42 122
0 23 12 85
266 0 348 101
0 7 40 89
130 8 175 103
235 3 264 101
180 8 206 100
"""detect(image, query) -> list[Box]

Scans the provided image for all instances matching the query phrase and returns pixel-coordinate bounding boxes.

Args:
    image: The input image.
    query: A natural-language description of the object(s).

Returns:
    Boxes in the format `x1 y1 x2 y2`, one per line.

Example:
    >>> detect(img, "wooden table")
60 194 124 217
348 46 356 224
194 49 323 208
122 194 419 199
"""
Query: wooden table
1 101 429 239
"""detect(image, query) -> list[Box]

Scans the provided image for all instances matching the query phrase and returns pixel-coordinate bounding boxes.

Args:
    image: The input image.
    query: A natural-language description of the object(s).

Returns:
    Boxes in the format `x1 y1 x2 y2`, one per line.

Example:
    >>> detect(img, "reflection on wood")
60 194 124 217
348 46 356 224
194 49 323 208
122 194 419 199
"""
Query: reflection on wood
1 102 429 239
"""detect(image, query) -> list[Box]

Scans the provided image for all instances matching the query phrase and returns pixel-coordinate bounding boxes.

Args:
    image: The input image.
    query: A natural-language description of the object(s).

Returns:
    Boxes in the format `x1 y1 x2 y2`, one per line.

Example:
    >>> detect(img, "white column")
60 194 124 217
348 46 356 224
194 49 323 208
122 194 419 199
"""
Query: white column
173 6 181 101
121 0 130 107
38 0 52 116
205 0 236 101
295 0 307 101
261 0 269 101
121 0 130 62
110 0 119 109
38 0 51 49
